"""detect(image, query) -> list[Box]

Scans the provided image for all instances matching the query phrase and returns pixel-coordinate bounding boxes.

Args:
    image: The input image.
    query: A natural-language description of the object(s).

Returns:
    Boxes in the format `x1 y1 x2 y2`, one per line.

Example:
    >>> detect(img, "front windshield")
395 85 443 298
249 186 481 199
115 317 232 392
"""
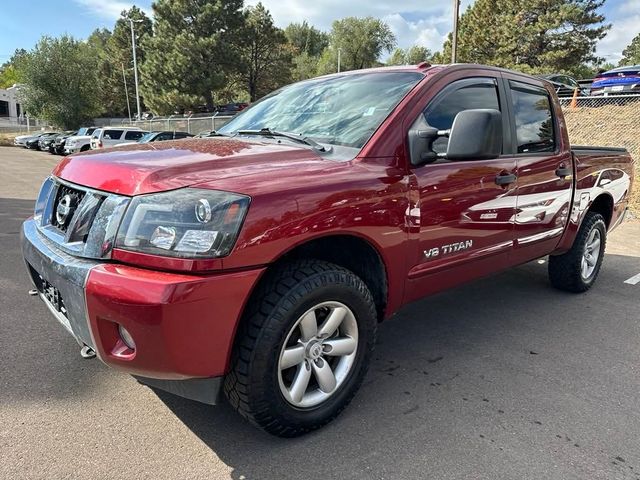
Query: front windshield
138 132 156 143
218 72 423 149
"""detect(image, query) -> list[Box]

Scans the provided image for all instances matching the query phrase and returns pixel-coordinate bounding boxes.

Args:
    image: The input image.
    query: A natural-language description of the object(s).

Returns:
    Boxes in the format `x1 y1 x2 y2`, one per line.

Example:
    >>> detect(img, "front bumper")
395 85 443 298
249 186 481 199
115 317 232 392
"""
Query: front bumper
22 218 265 402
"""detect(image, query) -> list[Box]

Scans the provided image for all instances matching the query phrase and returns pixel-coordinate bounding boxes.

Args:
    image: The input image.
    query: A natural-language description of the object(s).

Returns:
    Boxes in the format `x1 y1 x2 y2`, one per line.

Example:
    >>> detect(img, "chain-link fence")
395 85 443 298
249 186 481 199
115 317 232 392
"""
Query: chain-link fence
559 94 640 215
96 114 235 135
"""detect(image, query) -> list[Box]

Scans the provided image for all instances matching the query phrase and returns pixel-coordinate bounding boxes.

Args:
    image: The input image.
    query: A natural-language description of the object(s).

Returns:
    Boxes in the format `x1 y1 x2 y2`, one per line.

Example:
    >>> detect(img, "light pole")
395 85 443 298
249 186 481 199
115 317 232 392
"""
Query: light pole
129 18 142 121
121 63 132 123
451 0 460 63
337 48 342 73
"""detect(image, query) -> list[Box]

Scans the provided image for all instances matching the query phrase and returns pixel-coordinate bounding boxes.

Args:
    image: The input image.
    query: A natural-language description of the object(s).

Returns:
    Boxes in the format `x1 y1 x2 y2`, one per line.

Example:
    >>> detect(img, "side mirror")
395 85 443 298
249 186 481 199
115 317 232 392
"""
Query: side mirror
446 109 502 160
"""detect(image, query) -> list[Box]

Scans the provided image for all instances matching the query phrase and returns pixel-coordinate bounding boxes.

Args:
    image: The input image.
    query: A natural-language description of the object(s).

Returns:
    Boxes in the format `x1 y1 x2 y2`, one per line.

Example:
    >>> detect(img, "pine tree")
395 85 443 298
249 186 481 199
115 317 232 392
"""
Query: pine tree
141 0 245 114
435 0 609 75
239 3 292 101
620 33 640 66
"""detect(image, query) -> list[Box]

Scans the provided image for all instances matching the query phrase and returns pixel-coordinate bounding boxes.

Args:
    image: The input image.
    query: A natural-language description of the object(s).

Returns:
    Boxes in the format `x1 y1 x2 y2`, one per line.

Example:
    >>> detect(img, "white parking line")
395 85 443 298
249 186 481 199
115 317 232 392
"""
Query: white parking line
624 273 640 285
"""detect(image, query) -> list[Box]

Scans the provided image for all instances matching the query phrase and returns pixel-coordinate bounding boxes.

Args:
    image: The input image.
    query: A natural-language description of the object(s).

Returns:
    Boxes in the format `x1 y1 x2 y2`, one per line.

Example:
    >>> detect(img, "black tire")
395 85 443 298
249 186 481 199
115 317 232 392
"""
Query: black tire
548 212 607 292
224 259 377 437
80 145 90 152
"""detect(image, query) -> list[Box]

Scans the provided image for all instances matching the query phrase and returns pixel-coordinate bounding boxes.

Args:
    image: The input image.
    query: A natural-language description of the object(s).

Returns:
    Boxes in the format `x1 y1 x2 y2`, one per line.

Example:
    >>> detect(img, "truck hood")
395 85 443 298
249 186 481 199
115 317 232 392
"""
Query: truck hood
65 135 92 143
53 137 339 196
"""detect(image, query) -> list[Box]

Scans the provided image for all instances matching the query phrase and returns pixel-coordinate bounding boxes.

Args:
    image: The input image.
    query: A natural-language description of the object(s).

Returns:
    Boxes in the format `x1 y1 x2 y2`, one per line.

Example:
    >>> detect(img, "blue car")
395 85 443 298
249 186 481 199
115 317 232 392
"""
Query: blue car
591 65 640 96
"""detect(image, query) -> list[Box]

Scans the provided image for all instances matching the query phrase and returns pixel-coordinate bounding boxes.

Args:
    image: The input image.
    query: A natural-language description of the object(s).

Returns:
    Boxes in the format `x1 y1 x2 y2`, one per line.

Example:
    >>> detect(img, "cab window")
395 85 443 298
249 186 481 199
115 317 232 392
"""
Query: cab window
509 81 555 153
423 78 500 153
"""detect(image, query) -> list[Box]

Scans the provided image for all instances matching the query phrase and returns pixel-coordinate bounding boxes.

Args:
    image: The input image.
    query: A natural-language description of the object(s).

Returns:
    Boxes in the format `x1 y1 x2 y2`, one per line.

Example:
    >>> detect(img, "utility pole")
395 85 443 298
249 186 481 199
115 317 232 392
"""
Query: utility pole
122 63 132 123
451 0 460 63
129 18 142 121
337 48 342 73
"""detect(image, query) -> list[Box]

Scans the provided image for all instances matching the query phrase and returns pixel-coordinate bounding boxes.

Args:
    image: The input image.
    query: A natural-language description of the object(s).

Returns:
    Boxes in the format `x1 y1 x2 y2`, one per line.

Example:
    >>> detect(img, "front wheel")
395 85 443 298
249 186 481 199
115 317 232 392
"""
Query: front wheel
224 260 377 437
548 211 607 292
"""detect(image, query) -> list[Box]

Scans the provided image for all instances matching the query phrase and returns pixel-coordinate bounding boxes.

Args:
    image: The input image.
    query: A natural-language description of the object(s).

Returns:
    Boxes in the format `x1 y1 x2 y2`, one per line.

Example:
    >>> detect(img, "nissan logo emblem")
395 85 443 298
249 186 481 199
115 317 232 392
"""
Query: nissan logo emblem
56 194 74 226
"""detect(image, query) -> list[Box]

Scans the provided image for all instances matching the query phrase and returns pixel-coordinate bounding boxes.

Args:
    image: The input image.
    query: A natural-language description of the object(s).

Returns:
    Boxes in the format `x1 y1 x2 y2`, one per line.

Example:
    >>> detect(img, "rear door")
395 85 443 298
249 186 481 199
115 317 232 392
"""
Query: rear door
502 76 573 263
405 73 519 302
103 129 125 147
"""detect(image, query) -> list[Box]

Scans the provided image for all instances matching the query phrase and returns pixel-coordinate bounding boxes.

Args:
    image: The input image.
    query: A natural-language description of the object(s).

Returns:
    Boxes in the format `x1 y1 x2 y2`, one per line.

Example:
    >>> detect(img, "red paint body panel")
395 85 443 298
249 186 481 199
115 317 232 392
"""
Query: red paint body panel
85 263 264 378
44 64 634 382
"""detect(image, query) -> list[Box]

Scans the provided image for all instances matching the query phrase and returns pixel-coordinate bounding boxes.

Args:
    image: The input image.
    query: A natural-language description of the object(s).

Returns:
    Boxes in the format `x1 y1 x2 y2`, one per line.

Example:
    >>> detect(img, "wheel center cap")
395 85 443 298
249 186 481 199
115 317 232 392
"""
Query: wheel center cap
307 341 323 359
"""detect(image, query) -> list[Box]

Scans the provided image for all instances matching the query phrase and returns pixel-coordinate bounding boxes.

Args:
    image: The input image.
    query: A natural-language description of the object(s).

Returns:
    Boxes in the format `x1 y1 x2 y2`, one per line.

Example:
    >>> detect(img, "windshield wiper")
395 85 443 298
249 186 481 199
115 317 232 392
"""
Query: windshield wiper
235 128 331 152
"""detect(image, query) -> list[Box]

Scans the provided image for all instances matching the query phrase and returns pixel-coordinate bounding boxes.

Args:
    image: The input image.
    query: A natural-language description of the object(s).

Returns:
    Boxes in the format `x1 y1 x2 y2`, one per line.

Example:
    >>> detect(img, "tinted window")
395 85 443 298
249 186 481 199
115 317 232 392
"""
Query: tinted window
174 132 190 139
125 130 144 140
156 132 173 141
423 79 500 153
510 81 555 153
104 129 124 140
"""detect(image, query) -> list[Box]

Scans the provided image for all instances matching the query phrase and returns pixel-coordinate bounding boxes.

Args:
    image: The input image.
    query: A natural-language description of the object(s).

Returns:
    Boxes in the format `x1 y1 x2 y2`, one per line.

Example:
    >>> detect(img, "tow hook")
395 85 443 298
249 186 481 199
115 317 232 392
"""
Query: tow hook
80 345 96 359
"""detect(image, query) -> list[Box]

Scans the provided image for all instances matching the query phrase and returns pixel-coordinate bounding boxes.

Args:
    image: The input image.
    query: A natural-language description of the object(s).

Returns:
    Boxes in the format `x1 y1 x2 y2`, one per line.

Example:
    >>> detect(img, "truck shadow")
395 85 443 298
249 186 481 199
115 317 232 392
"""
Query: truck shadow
155 251 640 480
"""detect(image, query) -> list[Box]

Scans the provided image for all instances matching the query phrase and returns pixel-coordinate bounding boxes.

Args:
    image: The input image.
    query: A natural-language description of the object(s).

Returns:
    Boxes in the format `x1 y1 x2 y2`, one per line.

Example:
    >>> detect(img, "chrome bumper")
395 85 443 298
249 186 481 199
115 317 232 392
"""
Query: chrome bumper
21 218 100 348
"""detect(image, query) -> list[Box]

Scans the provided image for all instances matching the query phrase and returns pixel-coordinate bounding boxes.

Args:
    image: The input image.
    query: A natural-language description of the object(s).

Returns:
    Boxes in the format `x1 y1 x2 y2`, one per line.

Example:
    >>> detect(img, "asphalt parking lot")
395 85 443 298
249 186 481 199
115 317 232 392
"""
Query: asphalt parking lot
1 145 640 479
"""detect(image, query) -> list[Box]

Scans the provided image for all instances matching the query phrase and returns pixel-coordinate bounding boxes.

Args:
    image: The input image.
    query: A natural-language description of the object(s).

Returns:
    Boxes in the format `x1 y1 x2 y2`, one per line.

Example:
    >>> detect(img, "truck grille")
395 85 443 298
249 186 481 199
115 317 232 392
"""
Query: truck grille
51 184 87 233
34 177 130 260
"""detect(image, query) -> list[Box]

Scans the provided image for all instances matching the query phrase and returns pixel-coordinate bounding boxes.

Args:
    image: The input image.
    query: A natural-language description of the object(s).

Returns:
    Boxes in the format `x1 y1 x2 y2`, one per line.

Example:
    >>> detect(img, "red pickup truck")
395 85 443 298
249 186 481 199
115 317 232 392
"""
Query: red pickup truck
22 64 634 437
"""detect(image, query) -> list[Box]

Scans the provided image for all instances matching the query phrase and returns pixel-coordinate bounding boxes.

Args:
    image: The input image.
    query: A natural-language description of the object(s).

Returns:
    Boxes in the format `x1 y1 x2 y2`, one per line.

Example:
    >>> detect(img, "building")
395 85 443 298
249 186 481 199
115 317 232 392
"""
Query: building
0 85 22 122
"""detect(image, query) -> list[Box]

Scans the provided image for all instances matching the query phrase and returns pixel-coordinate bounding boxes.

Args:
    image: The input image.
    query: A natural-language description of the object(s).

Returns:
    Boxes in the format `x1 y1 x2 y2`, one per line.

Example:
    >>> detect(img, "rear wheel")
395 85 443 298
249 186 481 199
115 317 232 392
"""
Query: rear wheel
80 145 90 152
548 212 607 292
224 259 377 437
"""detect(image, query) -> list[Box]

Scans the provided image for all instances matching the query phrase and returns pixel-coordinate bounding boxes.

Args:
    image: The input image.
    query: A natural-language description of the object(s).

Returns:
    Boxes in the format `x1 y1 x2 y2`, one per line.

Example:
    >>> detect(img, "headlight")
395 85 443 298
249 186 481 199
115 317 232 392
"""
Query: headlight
115 188 250 258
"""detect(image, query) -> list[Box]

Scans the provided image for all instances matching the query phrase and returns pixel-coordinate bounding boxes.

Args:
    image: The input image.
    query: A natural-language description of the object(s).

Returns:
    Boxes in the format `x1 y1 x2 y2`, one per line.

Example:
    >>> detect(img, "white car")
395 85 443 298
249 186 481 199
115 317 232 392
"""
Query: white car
90 127 147 149
14 132 55 147
63 126 99 154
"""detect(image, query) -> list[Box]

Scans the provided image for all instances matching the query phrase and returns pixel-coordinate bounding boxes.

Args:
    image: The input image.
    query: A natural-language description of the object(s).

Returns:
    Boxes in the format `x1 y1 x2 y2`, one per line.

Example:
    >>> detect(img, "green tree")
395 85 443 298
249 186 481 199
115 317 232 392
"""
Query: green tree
19 35 102 128
317 17 396 74
0 49 27 88
141 0 245 114
387 45 432 65
285 21 329 57
285 20 330 81
437 0 609 74
620 33 640 66
240 3 292 101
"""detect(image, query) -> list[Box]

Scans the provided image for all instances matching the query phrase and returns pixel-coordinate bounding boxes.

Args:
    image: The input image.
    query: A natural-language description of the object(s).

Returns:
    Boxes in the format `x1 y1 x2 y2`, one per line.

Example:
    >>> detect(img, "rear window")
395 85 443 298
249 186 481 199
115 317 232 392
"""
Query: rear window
125 131 145 140
509 81 555 154
104 129 124 140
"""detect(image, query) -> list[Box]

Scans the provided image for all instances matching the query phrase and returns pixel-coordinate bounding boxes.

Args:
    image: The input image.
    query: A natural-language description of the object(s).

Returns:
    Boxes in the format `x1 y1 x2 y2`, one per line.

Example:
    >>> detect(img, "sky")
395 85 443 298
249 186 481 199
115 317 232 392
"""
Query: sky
1 0 638 66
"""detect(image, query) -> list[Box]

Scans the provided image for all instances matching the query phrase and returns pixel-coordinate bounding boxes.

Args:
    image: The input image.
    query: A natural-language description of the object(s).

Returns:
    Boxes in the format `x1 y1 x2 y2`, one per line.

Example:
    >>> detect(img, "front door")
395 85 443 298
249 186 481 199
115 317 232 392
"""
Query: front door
404 75 518 303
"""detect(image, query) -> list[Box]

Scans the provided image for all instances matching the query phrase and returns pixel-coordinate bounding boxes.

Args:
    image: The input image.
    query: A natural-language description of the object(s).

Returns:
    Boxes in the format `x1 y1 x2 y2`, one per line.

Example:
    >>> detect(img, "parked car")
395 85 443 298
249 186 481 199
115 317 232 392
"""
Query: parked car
115 130 194 148
49 131 77 155
18 132 57 149
38 132 62 151
25 132 59 150
216 102 249 115
590 65 640 96
21 64 635 437
89 127 147 149
539 74 589 97
64 127 99 154
14 132 44 147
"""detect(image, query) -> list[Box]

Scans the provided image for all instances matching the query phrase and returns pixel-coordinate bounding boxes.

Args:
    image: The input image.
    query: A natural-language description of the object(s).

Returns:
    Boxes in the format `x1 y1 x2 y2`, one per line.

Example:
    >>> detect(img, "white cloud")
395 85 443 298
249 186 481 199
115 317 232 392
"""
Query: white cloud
246 0 461 54
596 0 640 63
73 0 152 20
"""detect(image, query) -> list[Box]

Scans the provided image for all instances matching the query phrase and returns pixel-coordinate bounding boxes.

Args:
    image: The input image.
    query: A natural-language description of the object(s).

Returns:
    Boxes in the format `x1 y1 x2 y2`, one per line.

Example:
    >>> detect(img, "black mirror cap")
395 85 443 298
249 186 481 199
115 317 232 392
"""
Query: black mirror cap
446 109 502 161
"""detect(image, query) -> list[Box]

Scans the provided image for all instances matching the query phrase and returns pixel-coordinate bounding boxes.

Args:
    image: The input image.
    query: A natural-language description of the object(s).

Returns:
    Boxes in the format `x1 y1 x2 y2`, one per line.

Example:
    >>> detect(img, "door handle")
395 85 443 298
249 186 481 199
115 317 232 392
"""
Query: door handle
555 166 572 178
495 172 517 186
